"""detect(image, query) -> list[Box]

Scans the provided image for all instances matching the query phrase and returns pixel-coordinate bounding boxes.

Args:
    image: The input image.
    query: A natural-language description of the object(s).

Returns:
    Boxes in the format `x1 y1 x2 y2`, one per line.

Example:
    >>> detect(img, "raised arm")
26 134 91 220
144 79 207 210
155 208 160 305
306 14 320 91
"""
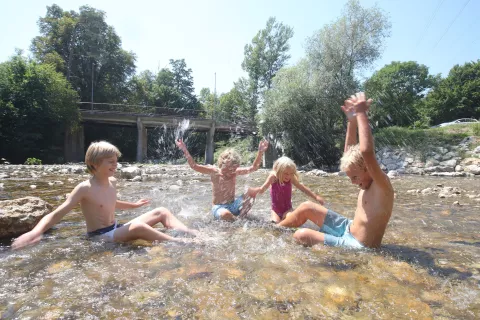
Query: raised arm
176 139 217 175
347 92 392 191
341 99 359 152
291 175 325 204
12 183 86 249
236 139 269 175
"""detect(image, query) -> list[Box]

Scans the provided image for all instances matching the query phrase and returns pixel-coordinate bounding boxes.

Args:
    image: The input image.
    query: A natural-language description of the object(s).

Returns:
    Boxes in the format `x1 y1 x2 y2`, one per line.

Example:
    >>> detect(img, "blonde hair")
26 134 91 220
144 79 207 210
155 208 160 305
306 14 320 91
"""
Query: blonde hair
217 148 241 168
85 141 121 174
340 144 365 171
273 156 299 185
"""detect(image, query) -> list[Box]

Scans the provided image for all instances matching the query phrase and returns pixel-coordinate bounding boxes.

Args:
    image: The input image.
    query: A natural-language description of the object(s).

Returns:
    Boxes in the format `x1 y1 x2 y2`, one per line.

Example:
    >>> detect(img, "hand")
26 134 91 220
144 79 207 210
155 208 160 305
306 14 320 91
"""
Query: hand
341 99 357 121
175 139 187 152
258 139 269 152
246 187 260 198
12 230 43 250
346 92 372 114
134 199 151 208
315 195 325 205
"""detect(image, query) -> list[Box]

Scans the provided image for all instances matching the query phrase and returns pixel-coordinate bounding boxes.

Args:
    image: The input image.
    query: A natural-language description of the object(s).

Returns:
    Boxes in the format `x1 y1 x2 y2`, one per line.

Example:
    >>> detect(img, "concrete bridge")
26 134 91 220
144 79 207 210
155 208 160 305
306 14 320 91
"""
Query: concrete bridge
64 103 256 164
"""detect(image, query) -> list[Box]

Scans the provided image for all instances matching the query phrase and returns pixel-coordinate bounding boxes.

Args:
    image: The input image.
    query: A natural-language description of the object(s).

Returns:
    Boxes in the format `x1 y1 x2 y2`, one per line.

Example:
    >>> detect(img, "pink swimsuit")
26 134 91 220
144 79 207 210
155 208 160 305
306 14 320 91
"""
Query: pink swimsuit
270 181 292 218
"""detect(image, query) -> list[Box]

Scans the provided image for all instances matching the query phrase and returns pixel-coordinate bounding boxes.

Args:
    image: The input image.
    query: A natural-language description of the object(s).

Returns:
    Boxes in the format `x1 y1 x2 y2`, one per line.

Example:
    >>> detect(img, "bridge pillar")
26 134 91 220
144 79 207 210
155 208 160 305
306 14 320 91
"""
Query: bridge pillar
136 117 147 162
64 125 85 163
205 121 216 164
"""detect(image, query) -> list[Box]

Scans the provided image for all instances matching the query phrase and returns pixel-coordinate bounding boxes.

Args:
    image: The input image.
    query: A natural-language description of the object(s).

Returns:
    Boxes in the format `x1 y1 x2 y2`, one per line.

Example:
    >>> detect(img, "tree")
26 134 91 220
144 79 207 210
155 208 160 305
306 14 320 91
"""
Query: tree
199 87 216 117
421 60 480 125
0 54 79 163
242 17 294 91
241 17 294 124
261 62 342 166
31 4 136 104
364 61 440 127
169 59 199 109
260 0 391 167
306 0 391 102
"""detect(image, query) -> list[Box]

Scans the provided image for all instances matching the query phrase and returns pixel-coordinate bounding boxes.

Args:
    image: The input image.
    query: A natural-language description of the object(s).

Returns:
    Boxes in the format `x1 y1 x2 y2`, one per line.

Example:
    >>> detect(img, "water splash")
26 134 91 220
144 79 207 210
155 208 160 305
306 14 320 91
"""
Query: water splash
174 119 190 141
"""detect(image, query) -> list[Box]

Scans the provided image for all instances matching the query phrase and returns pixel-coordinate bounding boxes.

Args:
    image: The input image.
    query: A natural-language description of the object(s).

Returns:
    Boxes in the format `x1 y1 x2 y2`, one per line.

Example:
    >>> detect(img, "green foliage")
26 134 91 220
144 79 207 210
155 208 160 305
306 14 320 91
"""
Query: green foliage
31 4 136 103
24 158 42 165
261 62 342 166
374 126 472 157
261 0 391 167
421 60 480 125
242 17 294 91
241 17 294 124
0 54 80 164
364 61 440 128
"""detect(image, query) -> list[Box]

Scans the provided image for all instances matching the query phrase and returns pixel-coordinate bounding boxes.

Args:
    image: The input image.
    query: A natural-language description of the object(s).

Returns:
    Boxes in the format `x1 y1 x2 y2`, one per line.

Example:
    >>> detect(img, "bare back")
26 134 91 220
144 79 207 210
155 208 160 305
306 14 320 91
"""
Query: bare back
80 177 118 232
350 175 394 248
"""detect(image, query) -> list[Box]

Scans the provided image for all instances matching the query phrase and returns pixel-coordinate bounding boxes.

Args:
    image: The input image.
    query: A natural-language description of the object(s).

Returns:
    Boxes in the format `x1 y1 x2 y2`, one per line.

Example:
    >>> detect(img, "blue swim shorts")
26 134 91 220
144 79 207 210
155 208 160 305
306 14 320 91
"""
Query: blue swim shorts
319 209 364 249
212 195 244 219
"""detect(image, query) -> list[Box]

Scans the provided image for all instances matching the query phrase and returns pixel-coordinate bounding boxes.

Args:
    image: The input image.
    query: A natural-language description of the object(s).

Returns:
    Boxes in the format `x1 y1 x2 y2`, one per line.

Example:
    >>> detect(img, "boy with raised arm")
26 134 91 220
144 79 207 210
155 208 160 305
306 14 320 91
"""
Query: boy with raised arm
12 141 197 249
278 92 394 248
176 139 269 221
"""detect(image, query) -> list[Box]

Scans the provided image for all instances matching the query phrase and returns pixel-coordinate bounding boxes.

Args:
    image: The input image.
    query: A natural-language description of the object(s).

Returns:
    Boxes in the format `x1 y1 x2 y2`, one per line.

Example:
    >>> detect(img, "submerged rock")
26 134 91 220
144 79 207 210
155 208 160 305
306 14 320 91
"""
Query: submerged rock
0 196 53 239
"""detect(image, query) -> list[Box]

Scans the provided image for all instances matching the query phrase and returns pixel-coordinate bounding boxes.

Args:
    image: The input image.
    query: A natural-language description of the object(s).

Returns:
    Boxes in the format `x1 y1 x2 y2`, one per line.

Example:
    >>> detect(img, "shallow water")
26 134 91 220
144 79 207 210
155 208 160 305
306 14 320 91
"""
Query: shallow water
1 166 479 319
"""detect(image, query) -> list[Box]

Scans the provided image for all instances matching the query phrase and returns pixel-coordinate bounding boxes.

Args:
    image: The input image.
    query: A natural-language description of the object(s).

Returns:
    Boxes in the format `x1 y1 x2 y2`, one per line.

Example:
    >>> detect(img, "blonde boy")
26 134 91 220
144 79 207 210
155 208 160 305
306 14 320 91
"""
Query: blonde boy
176 139 269 221
12 141 196 249
278 92 394 249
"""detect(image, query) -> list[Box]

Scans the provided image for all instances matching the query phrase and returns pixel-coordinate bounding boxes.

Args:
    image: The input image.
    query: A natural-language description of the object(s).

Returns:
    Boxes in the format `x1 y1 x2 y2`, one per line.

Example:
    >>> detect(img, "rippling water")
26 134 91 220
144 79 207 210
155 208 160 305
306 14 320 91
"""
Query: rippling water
1 166 479 319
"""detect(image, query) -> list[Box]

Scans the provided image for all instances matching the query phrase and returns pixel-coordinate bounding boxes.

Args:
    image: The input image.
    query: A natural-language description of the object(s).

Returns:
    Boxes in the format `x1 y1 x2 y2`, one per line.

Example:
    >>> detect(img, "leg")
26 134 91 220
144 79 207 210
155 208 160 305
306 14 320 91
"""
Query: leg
127 207 198 236
271 210 282 223
113 222 181 243
278 201 328 228
217 208 236 222
293 228 326 246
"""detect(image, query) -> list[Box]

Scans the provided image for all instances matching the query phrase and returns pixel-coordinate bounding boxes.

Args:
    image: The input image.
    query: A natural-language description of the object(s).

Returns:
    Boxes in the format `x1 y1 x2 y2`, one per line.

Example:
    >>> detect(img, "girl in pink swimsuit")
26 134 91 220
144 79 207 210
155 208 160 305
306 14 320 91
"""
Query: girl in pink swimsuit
248 157 325 223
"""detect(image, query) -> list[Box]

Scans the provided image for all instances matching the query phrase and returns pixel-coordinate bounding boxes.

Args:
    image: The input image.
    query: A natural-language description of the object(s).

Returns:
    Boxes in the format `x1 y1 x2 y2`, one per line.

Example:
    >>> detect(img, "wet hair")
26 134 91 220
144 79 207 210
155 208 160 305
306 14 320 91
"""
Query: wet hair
273 156 299 185
85 141 121 174
340 144 365 172
217 148 241 168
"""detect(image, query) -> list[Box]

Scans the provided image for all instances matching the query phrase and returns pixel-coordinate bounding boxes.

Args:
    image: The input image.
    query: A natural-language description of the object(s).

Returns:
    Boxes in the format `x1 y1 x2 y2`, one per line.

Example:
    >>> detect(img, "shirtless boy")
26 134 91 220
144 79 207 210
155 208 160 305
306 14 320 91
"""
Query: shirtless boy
176 139 269 221
278 92 394 248
12 141 196 249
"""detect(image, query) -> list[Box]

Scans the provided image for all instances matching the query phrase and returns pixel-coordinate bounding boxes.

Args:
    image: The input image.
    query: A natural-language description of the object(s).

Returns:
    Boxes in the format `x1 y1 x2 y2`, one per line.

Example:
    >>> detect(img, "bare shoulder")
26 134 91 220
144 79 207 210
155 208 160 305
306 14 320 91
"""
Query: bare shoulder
374 172 394 195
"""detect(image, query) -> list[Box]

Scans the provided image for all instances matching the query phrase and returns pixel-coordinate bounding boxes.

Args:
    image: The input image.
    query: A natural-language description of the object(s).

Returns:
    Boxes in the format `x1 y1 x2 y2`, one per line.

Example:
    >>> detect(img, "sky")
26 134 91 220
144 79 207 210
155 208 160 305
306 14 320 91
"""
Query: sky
1 0 479 96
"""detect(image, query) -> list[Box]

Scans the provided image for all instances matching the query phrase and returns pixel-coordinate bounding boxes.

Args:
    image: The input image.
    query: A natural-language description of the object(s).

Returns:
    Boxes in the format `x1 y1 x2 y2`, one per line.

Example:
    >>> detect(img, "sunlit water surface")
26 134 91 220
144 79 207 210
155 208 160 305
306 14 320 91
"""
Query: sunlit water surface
0 167 479 319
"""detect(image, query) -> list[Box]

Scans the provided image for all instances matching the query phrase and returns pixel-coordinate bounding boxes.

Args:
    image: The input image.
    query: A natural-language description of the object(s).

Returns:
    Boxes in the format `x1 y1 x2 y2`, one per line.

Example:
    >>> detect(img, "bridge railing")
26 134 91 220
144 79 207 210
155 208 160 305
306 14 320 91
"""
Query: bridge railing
78 102 208 118
78 102 255 130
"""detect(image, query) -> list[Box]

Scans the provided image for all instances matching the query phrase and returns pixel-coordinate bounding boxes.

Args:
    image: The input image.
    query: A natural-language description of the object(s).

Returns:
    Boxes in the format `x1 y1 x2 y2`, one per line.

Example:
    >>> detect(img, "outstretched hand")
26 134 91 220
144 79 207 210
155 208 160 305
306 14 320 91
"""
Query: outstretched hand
258 139 269 152
11 231 42 250
345 92 372 114
175 139 187 152
134 199 151 208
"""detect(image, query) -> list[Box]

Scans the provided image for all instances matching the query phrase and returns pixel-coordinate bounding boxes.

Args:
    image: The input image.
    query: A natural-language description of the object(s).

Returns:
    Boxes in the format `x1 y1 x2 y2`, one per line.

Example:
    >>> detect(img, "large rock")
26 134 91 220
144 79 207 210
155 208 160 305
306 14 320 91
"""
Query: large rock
0 197 53 239
120 166 142 179
464 165 480 175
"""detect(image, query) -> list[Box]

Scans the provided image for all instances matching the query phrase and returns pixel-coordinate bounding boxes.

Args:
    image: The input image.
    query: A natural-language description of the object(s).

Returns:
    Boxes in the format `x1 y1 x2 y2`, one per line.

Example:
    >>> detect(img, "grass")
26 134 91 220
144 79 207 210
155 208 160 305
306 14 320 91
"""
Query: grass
374 123 480 158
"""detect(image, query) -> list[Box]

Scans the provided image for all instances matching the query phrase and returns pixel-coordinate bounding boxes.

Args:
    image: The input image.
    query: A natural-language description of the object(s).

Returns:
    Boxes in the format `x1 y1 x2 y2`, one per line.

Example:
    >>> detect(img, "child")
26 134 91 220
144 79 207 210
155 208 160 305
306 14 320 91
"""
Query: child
278 92 394 249
12 141 197 249
247 156 325 223
176 139 269 221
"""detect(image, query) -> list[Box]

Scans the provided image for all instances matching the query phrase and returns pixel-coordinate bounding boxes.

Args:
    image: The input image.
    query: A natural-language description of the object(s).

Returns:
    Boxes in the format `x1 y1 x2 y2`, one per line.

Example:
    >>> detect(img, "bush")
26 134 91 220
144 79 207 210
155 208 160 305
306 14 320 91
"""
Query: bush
24 157 42 165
